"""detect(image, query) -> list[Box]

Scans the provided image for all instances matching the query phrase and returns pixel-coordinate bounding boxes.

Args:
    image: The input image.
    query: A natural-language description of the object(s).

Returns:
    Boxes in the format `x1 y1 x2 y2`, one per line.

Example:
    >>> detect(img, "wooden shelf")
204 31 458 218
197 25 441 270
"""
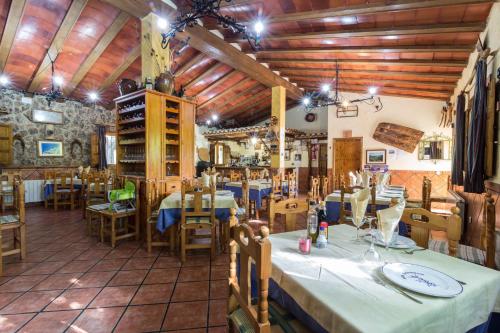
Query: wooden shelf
165 107 179 114
165 129 179 135
119 139 145 145
119 160 146 164
165 160 179 163
165 140 179 145
118 104 145 115
119 128 145 135
118 117 145 125
165 118 179 124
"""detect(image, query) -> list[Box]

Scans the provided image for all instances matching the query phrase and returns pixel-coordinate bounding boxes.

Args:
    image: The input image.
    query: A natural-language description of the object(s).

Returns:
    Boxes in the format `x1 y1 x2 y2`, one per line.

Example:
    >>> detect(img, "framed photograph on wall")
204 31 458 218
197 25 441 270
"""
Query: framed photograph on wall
294 153 302 161
32 109 63 124
366 149 386 164
284 149 290 161
38 140 63 157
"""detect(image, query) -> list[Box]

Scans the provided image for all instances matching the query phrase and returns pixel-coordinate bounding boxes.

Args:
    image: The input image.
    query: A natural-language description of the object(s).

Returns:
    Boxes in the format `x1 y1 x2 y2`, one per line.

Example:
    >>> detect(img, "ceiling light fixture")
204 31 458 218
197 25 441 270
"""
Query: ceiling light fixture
53 76 64 87
211 114 218 121
321 84 331 93
250 136 258 145
157 17 169 30
88 91 99 101
368 86 378 95
160 1 263 50
0 74 9 86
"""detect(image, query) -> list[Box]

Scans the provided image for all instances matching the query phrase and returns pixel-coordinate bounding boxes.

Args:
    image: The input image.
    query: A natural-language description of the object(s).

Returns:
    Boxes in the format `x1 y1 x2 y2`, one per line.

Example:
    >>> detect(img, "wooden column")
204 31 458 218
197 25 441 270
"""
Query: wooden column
271 86 286 174
141 13 171 83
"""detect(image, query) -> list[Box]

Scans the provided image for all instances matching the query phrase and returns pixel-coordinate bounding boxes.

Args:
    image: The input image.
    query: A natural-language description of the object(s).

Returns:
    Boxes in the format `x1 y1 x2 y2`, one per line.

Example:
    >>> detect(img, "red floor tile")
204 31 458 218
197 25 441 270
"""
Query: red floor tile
89 258 127 272
0 275 49 293
0 313 36 333
57 260 98 274
163 301 208 330
211 266 229 280
114 304 167 333
131 283 173 305
1 263 38 276
171 281 209 302
178 265 210 282
121 257 156 270
209 326 229 333
210 280 229 299
209 299 228 326
17 310 81 333
0 292 22 310
70 271 115 289
67 307 125 333
153 256 182 269
0 290 60 314
45 287 101 311
89 285 138 308
143 268 179 284
108 270 148 286
32 273 82 291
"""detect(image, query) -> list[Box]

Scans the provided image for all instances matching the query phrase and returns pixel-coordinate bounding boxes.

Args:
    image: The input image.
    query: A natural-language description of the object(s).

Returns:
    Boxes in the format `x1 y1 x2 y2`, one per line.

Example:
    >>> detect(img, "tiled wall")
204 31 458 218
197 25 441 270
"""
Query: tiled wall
389 170 451 199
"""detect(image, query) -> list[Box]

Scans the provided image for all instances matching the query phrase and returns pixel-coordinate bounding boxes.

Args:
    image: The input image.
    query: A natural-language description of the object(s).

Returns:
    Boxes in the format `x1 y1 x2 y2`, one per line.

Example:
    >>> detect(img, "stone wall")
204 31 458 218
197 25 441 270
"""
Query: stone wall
0 89 115 167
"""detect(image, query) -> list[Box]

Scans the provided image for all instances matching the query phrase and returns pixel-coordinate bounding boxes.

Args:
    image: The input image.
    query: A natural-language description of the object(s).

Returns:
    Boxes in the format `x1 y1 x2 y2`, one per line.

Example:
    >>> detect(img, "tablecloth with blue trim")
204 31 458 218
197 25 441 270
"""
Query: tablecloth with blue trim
224 180 275 209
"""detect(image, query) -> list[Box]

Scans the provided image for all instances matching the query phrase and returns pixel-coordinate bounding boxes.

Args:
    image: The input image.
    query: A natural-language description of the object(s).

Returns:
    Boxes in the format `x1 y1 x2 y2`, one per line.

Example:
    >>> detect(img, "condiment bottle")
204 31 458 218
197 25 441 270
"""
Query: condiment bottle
307 207 318 243
316 226 327 249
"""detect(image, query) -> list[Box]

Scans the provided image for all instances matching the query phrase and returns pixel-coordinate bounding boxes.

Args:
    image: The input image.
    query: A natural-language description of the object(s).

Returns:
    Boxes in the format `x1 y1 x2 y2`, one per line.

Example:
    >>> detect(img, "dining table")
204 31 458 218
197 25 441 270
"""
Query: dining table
325 185 405 223
156 190 238 233
43 178 83 199
265 224 500 333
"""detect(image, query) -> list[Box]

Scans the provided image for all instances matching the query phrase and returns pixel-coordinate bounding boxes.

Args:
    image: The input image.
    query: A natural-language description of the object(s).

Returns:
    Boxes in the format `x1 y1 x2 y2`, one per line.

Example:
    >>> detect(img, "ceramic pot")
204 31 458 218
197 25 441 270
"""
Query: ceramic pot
155 72 174 94
117 79 137 96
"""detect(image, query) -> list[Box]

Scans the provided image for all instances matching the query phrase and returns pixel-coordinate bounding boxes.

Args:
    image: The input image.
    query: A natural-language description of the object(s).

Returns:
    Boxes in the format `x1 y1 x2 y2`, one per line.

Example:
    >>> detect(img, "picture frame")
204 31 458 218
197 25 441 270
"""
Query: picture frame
32 109 63 125
38 140 63 157
366 149 386 164
294 153 302 161
284 149 290 161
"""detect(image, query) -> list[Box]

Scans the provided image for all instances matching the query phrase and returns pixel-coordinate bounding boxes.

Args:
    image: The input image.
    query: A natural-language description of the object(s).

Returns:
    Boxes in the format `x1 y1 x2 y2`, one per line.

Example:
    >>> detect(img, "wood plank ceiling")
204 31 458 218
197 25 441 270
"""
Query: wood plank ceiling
0 0 495 126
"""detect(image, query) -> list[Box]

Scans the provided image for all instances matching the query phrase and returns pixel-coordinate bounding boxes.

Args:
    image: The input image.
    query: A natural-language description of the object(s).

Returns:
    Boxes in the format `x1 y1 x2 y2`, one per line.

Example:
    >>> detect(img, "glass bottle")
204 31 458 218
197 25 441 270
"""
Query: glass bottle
307 206 318 243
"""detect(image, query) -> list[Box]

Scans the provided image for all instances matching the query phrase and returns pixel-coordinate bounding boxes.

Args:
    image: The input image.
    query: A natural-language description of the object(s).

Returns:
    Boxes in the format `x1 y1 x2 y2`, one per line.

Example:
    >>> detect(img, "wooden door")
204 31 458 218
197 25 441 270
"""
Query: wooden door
318 143 328 177
332 137 362 188
0 124 12 165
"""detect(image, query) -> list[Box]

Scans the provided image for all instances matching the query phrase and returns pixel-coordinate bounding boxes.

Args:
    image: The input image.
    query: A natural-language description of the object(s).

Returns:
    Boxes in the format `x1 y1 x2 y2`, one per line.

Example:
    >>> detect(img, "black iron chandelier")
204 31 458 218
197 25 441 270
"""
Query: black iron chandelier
160 0 264 50
302 61 383 112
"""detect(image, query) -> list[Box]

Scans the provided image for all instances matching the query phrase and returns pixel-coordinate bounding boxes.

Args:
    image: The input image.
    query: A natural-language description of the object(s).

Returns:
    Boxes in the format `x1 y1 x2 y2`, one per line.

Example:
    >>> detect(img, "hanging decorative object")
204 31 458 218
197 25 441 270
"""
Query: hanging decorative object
304 113 316 122
70 139 83 159
160 0 264 51
336 105 359 118
302 60 383 113
264 116 280 154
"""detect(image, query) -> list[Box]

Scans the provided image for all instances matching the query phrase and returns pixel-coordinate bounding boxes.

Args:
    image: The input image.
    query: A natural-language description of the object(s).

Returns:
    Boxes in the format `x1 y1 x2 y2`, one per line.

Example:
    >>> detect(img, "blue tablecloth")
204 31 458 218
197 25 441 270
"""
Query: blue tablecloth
44 184 82 199
224 185 272 209
156 208 232 233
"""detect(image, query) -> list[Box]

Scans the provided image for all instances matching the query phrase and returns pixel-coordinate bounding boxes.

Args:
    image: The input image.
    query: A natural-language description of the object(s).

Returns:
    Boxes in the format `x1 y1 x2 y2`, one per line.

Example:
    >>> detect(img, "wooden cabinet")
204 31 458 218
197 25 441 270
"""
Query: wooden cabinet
0 124 12 165
114 90 195 181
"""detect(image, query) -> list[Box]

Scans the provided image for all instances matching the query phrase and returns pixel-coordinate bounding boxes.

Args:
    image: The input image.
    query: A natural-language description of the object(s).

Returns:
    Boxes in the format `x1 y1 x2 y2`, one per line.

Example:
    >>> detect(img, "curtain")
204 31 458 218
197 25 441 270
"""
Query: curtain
464 59 488 193
451 93 466 185
97 125 107 170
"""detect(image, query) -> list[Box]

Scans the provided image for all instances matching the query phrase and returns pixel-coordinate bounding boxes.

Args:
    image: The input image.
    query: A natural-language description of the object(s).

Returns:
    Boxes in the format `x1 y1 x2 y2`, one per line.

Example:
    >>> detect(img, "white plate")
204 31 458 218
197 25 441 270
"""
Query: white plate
364 231 416 249
381 263 463 297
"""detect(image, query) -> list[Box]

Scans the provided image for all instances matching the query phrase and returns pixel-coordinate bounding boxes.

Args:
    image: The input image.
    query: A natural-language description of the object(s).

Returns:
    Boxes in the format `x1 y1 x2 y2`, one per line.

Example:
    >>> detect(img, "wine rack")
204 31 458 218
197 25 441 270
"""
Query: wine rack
164 99 180 177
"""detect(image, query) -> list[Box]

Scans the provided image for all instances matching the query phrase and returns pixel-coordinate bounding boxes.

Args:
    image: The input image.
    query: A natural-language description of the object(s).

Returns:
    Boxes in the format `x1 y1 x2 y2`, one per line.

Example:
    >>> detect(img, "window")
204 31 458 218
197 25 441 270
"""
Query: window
105 134 116 165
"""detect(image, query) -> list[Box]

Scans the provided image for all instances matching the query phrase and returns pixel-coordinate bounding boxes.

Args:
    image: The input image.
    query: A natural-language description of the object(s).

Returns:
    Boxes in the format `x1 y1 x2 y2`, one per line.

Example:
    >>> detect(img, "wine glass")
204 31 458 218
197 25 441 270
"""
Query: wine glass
362 217 381 264
352 210 365 242
378 217 399 251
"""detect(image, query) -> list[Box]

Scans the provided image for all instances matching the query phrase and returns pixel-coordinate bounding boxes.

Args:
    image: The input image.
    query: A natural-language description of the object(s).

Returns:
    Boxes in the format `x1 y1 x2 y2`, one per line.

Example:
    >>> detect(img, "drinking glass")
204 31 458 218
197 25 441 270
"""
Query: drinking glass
378 217 399 251
352 211 365 242
362 217 381 264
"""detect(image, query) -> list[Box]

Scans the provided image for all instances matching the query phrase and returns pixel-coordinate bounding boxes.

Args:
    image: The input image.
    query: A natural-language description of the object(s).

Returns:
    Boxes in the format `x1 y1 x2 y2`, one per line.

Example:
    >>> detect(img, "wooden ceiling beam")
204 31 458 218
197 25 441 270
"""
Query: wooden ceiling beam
228 23 484 42
174 53 207 77
175 25 303 100
28 0 89 91
246 0 494 24
199 82 264 116
221 89 272 118
305 88 449 102
299 83 450 98
287 76 457 89
102 0 174 17
196 69 236 96
239 101 298 124
0 0 27 71
274 67 461 79
66 11 130 96
254 45 473 55
261 58 466 67
198 77 252 109
184 62 226 91
99 45 141 91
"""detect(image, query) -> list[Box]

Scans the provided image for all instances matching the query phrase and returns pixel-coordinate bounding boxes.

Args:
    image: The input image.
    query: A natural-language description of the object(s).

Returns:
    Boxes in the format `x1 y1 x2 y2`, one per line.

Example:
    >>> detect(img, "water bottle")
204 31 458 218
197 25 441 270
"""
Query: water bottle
307 207 318 243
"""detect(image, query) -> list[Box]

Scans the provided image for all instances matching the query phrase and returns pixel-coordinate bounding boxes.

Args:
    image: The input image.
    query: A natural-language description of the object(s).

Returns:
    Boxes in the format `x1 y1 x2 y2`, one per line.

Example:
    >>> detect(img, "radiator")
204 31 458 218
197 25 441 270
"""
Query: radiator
24 180 44 203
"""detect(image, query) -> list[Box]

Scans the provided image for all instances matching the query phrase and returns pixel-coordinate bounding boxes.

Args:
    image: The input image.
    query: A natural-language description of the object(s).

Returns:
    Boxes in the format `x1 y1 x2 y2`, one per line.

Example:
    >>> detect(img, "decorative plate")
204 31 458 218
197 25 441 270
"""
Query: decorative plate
364 231 416 249
381 263 463 297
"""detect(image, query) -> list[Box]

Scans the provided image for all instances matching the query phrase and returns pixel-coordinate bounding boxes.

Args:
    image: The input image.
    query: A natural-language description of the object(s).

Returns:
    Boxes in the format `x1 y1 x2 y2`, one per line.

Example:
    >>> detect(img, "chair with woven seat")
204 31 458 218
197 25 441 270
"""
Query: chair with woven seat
0 173 20 213
0 180 26 276
308 176 320 205
146 179 176 254
228 223 311 333
180 180 217 263
85 174 110 237
428 193 496 268
43 170 56 208
321 176 329 201
53 171 79 210
268 195 309 233
271 174 284 201
250 171 260 180
230 170 243 182
286 171 297 199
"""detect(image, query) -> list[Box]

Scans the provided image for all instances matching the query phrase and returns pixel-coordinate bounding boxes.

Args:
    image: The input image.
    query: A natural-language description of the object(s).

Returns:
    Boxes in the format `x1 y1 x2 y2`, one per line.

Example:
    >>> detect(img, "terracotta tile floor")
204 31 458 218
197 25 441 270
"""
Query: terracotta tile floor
0 207 235 333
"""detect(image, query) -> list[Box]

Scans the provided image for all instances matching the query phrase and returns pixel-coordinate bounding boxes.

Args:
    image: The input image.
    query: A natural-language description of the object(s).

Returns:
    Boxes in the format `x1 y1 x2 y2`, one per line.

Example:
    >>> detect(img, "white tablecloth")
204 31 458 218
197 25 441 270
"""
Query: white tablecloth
159 191 238 210
269 224 500 333
225 180 272 191
326 186 405 206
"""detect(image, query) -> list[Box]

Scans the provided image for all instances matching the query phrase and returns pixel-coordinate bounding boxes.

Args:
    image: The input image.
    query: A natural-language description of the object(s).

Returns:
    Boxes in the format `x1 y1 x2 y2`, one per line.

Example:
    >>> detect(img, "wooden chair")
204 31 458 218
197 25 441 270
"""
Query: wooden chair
271 174 283 200
0 180 26 276
406 177 431 209
221 180 249 252
321 176 329 200
85 174 109 236
0 173 20 213
146 179 176 254
53 171 79 210
100 178 140 248
250 171 260 180
43 170 55 208
287 171 298 199
230 170 242 182
427 194 496 268
308 176 320 204
180 180 216 262
400 206 462 257
268 195 309 232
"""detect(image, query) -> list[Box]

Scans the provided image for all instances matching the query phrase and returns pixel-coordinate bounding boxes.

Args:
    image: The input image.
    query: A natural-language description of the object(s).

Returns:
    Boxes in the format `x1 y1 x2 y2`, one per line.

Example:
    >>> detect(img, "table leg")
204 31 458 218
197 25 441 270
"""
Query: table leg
111 216 116 248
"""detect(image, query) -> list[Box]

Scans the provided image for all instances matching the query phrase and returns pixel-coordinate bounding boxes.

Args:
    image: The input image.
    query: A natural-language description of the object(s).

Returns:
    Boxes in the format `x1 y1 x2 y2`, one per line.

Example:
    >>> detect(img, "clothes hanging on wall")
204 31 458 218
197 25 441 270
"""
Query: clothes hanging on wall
464 59 488 193
97 125 107 170
451 93 466 185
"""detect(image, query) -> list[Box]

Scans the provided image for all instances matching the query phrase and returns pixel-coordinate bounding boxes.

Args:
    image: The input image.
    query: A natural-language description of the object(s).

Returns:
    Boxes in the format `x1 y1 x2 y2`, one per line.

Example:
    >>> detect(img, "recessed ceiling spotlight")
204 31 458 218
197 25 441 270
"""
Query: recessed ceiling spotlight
157 17 169 30
254 20 264 35
302 97 311 106
0 74 9 86
88 91 99 101
368 86 378 95
383 35 398 40
53 76 64 87
321 84 331 93
340 16 356 24
206 120 212 125
211 114 218 121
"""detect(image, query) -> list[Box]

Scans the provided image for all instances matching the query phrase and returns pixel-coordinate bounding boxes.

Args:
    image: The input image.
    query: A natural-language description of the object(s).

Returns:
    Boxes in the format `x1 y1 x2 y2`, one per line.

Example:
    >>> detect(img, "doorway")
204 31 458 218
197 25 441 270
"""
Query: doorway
332 137 363 189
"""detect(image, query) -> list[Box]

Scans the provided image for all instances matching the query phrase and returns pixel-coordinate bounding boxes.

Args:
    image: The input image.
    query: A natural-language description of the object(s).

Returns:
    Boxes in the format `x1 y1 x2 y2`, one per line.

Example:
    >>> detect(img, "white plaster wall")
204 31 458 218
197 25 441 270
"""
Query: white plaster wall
195 124 210 162
327 93 452 171
284 105 328 132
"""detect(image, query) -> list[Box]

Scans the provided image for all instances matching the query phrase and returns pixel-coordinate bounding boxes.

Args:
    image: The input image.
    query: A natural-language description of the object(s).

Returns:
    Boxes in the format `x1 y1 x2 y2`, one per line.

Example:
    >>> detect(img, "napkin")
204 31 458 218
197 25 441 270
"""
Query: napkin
201 172 211 187
350 188 370 227
245 167 250 179
355 171 363 186
361 171 372 188
348 171 357 187
376 200 405 244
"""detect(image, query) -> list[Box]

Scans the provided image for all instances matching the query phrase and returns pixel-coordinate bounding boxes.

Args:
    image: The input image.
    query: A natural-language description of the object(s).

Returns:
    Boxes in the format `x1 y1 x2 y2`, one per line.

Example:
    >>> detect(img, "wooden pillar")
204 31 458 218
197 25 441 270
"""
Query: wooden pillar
271 86 286 174
141 13 171 84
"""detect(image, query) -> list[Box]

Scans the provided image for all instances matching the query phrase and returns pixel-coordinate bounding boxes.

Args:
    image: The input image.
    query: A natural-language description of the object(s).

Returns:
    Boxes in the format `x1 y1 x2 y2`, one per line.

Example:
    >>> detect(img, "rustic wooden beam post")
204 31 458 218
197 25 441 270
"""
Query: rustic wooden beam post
271 86 286 175
141 13 171 84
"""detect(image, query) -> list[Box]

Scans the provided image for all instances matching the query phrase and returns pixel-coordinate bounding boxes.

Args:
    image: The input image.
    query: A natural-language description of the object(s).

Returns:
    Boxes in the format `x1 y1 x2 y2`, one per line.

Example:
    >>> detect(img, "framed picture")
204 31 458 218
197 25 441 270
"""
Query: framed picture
366 149 386 164
294 153 302 161
284 149 290 161
38 140 63 157
32 109 63 124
